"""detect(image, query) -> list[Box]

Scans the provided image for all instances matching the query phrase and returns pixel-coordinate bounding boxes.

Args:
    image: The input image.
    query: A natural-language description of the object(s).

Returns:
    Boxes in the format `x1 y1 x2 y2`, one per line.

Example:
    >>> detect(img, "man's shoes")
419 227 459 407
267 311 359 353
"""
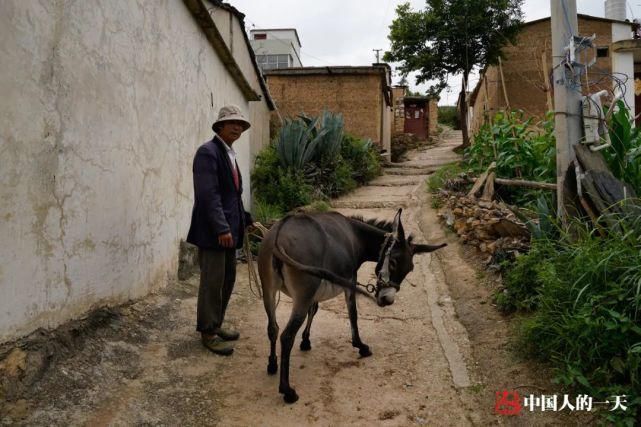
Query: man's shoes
202 336 234 356
215 327 240 341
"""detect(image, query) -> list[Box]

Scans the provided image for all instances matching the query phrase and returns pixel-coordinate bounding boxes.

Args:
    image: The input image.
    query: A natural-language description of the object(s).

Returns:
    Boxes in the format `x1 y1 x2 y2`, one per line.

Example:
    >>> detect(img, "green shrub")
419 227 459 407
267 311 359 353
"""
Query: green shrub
500 215 641 424
252 145 312 212
437 105 460 130
341 134 381 184
251 113 381 213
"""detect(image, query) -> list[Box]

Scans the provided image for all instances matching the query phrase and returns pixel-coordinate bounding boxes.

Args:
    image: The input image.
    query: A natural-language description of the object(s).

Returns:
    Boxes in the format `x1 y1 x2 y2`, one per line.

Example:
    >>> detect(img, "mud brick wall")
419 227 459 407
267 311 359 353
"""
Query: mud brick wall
266 74 384 144
470 17 615 132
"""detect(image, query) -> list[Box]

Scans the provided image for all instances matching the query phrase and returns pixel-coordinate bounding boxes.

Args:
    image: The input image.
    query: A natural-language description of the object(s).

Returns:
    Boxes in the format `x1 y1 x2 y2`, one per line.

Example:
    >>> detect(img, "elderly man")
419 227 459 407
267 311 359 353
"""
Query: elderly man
187 105 254 356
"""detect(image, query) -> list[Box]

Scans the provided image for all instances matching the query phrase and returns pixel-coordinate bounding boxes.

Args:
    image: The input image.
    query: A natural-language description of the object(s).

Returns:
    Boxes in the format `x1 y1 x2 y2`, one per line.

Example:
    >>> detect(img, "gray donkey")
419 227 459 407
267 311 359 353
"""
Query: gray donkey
257 208 446 403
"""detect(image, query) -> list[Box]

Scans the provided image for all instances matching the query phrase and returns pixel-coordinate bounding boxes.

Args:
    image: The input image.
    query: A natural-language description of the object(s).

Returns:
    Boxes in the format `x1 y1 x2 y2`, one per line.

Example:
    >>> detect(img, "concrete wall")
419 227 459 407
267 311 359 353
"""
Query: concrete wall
265 73 386 145
0 0 270 342
612 23 635 113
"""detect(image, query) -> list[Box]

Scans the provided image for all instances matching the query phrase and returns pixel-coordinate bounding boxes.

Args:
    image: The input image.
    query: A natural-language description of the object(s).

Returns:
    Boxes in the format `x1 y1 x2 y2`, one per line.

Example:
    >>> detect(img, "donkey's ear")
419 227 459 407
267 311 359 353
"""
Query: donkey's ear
411 242 447 254
391 208 403 240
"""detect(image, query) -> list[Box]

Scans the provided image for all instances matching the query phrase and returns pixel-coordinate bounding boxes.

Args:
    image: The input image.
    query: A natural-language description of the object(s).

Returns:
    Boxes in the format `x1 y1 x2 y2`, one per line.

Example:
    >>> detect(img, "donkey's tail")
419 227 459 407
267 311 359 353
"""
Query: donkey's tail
272 243 375 301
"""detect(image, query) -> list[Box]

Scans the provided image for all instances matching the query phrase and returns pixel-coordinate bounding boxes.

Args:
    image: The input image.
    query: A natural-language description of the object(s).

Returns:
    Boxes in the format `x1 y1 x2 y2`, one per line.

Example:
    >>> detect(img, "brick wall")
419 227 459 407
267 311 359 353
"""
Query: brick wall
265 73 384 144
391 86 406 135
428 98 439 135
469 17 616 134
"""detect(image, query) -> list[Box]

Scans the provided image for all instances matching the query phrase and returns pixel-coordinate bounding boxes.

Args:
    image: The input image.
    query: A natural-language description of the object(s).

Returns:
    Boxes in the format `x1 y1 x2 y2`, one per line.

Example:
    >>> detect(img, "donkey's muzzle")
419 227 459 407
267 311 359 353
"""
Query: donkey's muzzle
377 287 396 307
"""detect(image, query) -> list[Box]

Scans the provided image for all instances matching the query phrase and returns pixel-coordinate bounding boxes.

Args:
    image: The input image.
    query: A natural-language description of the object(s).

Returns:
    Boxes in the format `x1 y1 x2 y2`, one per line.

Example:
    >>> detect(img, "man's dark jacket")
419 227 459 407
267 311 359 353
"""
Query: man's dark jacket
187 136 251 250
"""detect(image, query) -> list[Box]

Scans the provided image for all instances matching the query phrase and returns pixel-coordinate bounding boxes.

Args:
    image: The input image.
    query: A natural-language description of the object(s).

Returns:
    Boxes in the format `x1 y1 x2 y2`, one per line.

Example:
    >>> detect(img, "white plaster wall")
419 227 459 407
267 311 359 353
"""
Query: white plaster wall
0 0 269 342
611 23 635 115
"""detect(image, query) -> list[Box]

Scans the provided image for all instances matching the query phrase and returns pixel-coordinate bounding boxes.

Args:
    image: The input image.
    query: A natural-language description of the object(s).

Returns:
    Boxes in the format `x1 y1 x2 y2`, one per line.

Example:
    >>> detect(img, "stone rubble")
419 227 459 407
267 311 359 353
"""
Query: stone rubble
436 190 530 263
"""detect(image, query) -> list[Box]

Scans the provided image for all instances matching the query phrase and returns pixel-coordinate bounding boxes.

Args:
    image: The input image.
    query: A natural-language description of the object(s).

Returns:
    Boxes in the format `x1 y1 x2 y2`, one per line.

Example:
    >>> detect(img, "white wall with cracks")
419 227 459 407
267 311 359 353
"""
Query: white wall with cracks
0 0 271 342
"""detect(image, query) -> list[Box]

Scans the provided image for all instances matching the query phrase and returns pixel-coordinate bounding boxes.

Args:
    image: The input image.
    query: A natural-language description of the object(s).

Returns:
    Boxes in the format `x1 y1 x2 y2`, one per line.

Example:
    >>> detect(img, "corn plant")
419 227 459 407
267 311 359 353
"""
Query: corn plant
606 100 641 194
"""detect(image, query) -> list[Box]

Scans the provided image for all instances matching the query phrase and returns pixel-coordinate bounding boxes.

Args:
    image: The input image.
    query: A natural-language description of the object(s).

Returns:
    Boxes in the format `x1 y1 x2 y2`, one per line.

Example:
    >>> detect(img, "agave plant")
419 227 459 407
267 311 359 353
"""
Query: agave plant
275 116 328 171
316 110 345 161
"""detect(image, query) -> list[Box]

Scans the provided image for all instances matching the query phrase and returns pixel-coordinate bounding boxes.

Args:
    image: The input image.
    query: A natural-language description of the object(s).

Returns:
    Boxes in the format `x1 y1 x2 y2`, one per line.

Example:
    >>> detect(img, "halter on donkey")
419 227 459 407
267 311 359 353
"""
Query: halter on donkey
256 209 446 403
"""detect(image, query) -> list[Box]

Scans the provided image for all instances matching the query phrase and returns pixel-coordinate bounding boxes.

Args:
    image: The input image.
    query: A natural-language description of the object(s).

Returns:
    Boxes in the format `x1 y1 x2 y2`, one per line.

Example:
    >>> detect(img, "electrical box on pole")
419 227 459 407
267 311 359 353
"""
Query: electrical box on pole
550 0 583 220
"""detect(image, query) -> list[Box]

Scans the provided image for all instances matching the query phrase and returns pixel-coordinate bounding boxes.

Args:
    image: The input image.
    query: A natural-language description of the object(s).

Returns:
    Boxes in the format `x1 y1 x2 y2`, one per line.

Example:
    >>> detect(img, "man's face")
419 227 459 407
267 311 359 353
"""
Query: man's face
218 121 245 145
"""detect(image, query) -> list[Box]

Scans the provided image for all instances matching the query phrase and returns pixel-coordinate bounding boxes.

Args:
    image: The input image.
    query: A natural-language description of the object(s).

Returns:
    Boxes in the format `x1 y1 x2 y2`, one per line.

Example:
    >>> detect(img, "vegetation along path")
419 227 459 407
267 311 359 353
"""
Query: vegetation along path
3 130 570 426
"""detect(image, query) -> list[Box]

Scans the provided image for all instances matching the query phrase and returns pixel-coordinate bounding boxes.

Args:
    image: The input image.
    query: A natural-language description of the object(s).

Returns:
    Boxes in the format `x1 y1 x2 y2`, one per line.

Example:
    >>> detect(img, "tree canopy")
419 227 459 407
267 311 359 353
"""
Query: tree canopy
384 0 523 145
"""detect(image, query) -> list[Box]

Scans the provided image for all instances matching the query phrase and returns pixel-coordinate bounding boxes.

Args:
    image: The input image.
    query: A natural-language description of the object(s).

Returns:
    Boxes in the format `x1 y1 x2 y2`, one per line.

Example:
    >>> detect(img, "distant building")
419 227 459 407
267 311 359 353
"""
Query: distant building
263 64 393 159
465 14 639 135
249 28 303 72
391 86 439 139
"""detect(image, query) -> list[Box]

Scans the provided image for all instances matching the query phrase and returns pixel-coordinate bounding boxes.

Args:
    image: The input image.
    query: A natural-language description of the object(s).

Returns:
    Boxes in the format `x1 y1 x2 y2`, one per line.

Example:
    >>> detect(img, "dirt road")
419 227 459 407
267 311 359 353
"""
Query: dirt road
2 130 571 426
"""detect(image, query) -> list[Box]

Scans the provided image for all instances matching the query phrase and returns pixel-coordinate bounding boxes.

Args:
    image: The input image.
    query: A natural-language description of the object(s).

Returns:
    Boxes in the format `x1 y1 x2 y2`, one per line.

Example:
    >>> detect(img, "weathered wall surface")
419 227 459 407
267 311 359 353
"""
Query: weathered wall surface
265 74 384 144
0 0 269 342
468 17 621 135
428 99 439 135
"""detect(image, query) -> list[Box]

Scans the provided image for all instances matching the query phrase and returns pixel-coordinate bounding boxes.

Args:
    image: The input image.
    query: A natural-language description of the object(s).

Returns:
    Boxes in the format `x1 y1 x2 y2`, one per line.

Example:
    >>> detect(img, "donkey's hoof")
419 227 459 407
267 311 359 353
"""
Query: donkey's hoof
300 339 311 351
267 358 278 375
359 345 372 357
282 389 299 404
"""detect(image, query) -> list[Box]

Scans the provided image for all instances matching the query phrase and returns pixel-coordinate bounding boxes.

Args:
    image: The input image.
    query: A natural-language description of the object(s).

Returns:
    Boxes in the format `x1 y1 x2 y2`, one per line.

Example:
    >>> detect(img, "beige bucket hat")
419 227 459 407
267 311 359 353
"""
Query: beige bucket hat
212 104 251 132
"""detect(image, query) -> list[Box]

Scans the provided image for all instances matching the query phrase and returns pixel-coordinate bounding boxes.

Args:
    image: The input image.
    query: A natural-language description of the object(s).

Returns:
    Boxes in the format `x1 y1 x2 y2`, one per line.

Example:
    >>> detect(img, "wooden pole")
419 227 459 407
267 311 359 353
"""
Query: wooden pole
498 57 510 110
551 0 582 220
541 50 553 112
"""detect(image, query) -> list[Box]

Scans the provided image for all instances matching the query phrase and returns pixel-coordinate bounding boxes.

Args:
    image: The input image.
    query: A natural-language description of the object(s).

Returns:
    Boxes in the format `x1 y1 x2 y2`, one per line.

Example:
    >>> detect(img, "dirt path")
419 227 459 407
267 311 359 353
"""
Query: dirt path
2 130 572 426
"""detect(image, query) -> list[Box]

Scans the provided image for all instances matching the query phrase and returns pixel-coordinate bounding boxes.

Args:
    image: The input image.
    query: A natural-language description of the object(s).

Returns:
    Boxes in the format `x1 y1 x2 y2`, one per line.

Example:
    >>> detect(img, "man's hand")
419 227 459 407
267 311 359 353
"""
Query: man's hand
218 232 234 248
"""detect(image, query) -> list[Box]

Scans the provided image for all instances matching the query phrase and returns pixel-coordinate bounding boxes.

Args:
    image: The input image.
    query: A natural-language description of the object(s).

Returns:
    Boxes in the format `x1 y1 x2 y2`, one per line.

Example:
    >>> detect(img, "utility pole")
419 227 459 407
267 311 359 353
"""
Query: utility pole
373 48 382 63
551 0 583 220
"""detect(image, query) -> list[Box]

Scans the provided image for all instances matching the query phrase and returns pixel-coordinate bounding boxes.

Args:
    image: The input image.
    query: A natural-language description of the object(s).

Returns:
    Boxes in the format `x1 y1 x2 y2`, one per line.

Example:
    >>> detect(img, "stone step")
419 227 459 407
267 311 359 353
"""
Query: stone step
331 199 413 209
384 167 437 176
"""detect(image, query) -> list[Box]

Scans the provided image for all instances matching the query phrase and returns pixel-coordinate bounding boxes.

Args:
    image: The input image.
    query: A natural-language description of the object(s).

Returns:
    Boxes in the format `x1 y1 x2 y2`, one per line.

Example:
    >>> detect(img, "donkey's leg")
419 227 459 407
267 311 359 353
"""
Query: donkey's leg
300 302 319 351
279 302 310 404
345 290 372 357
263 288 279 375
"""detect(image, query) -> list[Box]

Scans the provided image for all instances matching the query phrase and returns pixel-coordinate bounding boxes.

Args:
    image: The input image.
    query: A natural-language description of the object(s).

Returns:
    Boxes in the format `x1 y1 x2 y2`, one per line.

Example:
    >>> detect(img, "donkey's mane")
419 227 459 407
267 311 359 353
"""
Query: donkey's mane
348 215 414 242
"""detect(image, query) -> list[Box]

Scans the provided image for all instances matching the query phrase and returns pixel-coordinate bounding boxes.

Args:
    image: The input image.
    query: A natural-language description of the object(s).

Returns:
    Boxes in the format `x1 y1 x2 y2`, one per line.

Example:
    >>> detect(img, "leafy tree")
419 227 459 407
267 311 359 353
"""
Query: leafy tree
384 0 523 147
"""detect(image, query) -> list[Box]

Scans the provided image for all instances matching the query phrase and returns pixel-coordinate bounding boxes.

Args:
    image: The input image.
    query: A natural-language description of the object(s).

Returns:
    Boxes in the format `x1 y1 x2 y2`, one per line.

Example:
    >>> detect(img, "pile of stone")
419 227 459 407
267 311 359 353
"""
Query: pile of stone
391 133 424 162
438 193 530 260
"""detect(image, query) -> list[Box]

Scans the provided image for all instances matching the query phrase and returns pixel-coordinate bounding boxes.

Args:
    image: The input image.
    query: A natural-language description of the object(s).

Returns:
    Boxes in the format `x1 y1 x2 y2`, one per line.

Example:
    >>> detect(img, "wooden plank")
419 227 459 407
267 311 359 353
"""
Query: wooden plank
468 162 496 197
494 178 557 191
481 172 496 201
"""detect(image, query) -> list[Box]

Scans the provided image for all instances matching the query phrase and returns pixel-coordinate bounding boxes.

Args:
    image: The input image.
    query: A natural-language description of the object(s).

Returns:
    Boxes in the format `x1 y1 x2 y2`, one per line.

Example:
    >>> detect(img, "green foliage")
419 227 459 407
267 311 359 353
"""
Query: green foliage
606 100 641 194
341 135 382 184
252 145 313 212
385 1 523 89
499 215 641 423
252 200 283 225
465 110 556 182
437 106 460 130
251 113 381 213
427 163 464 193
275 116 327 170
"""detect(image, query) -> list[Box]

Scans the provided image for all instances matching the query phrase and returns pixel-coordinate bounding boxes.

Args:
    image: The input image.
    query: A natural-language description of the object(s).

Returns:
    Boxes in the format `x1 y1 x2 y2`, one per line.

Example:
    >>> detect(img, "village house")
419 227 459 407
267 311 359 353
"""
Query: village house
249 28 303 72
391 85 439 139
263 64 393 159
0 0 274 342
465 13 637 135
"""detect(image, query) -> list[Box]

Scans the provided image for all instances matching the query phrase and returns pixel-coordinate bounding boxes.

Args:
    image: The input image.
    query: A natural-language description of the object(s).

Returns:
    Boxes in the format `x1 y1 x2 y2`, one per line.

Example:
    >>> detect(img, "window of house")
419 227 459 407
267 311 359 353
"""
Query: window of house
597 47 609 58
254 33 267 40
257 54 290 70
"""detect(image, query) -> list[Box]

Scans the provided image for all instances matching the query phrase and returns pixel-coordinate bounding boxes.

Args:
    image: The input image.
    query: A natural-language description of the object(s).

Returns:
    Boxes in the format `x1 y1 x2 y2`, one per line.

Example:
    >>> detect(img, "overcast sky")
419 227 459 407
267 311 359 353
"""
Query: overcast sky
228 0 641 104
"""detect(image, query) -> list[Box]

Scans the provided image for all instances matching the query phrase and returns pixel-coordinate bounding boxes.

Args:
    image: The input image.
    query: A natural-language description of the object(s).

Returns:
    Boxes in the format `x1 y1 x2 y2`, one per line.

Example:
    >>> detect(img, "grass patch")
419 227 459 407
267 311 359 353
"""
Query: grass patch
499 214 641 424
426 163 464 193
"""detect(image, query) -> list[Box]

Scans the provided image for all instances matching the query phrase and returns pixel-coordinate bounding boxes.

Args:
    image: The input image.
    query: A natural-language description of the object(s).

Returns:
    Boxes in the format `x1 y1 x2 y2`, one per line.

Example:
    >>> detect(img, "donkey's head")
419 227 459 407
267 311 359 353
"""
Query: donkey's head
374 209 446 307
